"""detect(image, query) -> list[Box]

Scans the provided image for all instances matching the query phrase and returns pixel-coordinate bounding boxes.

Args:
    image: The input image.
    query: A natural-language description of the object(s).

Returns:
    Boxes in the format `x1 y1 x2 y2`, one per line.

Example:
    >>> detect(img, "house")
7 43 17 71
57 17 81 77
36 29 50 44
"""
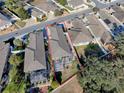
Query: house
31 0 60 13
98 0 116 3
101 31 112 45
0 13 12 31
24 32 50 87
67 0 84 9
112 6 124 23
47 25 74 72
67 19 93 46
86 14 107 39
0 42 10 83
24 5 44 21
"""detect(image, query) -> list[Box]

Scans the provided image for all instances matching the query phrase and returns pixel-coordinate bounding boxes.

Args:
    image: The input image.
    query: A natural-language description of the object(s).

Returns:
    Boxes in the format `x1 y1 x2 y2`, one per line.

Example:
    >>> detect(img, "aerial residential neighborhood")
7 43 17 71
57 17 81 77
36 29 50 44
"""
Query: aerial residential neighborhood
0 0 124 93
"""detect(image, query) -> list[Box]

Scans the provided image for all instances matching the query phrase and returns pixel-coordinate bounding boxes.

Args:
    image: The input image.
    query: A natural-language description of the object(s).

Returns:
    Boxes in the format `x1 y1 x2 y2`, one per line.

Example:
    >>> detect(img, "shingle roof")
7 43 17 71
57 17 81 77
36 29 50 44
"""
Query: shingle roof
68 19 93 45
48 25 72 60
67 0 84 8
101 31 112 44
112 6 124 22
86 14 107 38
0 13 11 28
0 42 10 79
31 0 59 12
24 32 46 73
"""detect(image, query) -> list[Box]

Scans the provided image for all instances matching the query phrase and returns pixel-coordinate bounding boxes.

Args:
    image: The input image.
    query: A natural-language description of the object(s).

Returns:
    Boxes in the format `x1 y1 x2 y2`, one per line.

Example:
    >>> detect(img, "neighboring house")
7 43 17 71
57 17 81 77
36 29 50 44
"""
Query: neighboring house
24 32 50 87
0 13 12 31
47 25 74 72
98 0 116 3
101 31 112 46
67 0 84 9
31 0 60 13
24 5 44 21
67 19 93 46
0 42 10 84
112 6 124 23
86 14 107 39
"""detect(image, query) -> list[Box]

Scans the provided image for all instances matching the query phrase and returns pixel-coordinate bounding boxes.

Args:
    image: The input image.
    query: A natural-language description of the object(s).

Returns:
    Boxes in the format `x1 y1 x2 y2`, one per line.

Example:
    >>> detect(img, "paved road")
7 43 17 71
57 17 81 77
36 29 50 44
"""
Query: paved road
0 9 92 42
92 0 124 8
0 0 124 42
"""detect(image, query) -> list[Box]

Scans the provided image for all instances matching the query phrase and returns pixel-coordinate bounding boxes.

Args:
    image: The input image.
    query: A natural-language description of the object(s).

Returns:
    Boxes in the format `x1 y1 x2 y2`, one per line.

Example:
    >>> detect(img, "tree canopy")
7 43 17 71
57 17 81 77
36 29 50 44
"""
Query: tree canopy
78 58 124 93
114 32 124 57
5 0 30 20
9 54 23 66
13 39 23 47
78 33 124 93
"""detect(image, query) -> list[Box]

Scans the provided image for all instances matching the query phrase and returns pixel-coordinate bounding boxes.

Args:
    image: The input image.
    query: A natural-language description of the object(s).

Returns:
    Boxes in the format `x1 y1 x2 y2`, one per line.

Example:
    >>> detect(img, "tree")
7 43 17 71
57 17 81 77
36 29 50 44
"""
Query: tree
15 7 30 20
5 0 30 20
9 66 18 82
77 57 124 93
9 54 23 66
84 43 104 58
114 32 124 57
5 0 17 10
3 80 26 93
54 9 63 16
13 39 23 47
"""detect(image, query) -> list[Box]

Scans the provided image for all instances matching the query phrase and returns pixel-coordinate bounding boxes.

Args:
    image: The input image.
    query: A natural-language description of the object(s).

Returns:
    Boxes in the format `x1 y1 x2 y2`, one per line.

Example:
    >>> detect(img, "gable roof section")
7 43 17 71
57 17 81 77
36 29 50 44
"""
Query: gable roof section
24 32 46 73
67 0 84 8
48 25 72 60
0 42 10 79
68 19 93 45
86 14 107 38
112 6 124 22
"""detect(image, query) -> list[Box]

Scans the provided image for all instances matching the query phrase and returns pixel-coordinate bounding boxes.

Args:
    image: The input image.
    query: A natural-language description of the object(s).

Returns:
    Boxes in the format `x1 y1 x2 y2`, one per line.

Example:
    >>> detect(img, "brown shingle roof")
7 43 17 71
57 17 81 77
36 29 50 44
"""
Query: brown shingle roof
24 32 46 73
48 25 72 60
68 19 93 45
0 42 10 79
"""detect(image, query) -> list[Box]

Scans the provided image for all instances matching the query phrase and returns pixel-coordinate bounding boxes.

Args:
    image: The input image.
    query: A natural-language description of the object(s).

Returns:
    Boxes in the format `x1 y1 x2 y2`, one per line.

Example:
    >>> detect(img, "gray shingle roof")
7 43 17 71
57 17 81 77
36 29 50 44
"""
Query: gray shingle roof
48 25 72 60
0 13 11 28
112 6 124 23
86 14 107 38
68 19 93 45
67 0 84 8
0 42 10 79
101 31 112 44
24 32 46 73
31 0 59 12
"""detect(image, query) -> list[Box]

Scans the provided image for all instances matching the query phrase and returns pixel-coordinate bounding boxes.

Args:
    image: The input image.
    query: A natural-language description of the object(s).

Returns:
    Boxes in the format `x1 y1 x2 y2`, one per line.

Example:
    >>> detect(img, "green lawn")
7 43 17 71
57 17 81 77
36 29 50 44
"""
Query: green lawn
75 45 87 56
56 0 67 6
15 20 26 28
62 60 78 82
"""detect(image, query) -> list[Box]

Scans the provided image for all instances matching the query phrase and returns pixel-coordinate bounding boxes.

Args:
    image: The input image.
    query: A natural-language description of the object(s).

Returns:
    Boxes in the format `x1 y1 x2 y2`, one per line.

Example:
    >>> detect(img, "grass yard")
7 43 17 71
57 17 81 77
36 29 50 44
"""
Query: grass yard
61 60 78 82
75 45 87 56
56 0 67 6
15 20 26 28
52 75 83 93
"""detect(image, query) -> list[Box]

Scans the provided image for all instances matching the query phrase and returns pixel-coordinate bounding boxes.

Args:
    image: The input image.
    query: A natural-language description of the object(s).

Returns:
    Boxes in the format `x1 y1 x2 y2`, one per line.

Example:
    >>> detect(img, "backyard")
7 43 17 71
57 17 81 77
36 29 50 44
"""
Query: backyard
61 60 78 83
75 45 87 56
52 75 83 93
